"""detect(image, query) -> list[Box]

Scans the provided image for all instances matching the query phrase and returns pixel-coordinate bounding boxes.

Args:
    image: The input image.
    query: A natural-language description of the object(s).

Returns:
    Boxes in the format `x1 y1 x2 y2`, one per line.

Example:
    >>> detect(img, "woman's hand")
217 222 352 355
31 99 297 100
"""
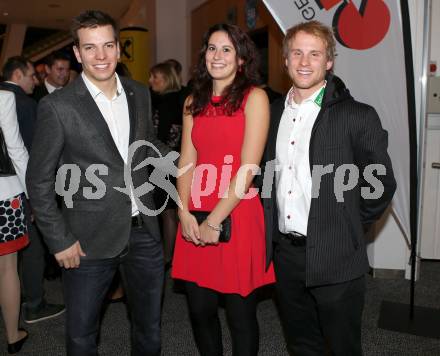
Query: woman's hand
178 210 201 246
199 220 220 246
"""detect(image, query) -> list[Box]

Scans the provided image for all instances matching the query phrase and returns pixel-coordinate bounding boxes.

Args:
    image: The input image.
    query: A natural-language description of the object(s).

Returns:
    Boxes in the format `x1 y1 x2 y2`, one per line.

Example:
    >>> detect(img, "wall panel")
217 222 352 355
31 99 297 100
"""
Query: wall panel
191 0 290 93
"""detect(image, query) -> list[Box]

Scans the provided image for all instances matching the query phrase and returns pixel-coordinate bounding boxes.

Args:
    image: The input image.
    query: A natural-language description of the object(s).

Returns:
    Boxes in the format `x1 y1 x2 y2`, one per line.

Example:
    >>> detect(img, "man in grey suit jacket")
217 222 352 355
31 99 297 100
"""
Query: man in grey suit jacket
262 21 396 355
27 10 168 356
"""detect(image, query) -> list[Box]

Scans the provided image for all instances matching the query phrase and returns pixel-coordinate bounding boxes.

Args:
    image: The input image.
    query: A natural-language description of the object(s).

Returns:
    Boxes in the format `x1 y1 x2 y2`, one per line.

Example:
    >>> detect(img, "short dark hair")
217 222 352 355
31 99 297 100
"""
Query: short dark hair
2 56 32 80
71 10 119 46
45 51 71 68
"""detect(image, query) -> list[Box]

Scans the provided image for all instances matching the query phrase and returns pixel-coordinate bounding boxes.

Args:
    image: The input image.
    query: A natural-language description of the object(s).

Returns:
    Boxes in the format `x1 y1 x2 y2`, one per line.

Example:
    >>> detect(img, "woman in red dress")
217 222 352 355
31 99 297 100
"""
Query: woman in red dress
172 24 275 356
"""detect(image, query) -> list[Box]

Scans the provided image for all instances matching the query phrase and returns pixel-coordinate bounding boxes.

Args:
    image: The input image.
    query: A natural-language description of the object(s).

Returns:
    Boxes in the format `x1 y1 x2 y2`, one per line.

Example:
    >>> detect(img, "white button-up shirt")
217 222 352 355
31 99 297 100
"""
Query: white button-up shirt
81 72 139 216
44 79 61 94
275 84 326 235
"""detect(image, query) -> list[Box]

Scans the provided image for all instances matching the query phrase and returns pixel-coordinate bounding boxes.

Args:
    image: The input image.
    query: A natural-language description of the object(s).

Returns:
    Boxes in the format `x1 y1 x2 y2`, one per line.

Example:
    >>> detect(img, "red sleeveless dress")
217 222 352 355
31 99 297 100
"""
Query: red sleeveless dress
171 89 275 297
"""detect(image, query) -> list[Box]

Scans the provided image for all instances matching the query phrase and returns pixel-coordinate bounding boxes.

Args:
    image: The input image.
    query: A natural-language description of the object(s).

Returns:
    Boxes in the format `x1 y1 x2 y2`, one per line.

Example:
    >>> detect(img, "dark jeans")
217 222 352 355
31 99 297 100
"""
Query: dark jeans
63 225 164 356
20 199 46 309
274 239 365 356
185 282 259 356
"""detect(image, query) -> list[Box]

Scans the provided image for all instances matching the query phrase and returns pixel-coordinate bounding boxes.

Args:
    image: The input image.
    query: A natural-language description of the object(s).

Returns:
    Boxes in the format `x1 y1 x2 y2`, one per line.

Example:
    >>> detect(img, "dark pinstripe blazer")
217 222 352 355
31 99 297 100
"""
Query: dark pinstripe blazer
27 76 169 259
262 74 396 286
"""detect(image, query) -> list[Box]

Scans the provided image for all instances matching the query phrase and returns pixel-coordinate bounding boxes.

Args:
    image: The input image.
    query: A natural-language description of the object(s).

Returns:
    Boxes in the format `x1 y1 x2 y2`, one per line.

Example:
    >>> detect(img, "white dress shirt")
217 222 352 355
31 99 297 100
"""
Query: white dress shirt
275 84 326 235
81 72 139 216
44 79 61 94
0 91 29 200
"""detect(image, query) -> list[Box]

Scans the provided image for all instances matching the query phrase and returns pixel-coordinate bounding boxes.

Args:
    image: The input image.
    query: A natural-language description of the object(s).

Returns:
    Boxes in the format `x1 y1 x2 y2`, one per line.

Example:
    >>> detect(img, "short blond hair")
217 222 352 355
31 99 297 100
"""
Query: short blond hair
150 62 181 94
283 21 336 61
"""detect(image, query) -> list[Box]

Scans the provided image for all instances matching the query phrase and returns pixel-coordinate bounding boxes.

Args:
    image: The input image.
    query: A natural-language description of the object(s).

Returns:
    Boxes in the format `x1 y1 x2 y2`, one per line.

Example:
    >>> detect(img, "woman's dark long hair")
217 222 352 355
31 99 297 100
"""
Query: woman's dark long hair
188 23 260 117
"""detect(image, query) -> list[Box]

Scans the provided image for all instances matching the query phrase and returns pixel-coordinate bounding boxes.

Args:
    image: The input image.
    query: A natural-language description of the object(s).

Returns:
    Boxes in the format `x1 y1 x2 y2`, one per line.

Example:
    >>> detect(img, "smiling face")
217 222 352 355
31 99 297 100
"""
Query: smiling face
73 25 120 88
285 31 333 101
46 59 70 88
205 31 243 91
149 71 167 93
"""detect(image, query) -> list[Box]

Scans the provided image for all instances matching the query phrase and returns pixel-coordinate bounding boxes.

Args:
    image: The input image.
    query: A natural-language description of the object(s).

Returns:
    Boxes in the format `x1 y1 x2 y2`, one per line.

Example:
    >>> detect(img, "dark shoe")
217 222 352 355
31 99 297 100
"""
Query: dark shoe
23 302 65 324
7 329 28 354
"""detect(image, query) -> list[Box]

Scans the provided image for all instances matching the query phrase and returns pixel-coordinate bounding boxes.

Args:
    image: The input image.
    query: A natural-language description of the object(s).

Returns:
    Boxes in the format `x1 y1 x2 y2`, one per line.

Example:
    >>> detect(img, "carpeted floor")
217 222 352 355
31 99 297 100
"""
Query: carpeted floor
1 261 440 355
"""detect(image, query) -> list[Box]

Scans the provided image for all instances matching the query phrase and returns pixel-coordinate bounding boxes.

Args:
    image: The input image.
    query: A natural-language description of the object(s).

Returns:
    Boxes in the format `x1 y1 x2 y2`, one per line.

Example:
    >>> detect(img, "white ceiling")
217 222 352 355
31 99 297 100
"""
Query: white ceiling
0 0 132 30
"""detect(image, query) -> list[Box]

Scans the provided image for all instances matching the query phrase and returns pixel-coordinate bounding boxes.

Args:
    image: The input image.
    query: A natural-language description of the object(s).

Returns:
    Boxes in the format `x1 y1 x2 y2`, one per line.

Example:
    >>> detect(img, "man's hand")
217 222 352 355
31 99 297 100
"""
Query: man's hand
54 241 86 269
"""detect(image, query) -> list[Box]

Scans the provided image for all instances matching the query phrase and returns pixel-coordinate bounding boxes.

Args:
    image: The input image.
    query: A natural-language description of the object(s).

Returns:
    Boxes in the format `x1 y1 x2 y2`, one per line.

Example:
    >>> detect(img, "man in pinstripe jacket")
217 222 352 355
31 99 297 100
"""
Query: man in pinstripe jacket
262 21 396 355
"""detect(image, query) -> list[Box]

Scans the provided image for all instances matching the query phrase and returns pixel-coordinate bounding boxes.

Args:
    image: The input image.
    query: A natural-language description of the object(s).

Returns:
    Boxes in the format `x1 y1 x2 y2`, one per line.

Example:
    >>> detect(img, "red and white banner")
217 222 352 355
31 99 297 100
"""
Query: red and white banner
263 0 412 254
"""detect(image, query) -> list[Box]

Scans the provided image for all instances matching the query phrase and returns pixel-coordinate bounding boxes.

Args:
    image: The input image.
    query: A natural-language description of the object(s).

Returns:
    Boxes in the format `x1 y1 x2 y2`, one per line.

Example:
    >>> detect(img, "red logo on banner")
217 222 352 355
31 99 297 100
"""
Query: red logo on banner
318 0 391 50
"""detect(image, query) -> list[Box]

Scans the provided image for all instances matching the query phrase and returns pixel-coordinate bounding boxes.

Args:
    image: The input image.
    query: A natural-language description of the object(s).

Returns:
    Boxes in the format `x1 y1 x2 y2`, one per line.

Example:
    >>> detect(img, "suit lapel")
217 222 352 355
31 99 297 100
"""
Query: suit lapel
121 78 137 145
268 96 286 160
73 77 123 162
265 96 286 203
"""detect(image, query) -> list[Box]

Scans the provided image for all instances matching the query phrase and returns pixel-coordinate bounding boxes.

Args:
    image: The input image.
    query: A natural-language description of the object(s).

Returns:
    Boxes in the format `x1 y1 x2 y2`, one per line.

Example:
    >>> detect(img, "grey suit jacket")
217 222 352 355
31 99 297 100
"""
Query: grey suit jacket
27 76 169 258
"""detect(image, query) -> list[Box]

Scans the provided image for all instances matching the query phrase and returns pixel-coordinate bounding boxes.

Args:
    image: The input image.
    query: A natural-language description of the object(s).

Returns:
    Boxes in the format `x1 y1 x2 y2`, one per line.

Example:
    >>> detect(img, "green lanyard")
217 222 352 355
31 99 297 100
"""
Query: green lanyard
314 86 325 107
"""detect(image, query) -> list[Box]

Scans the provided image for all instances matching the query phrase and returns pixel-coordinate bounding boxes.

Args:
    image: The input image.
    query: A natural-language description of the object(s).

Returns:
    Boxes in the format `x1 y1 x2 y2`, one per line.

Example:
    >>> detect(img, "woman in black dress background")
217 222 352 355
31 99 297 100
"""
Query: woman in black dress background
149 62 186 266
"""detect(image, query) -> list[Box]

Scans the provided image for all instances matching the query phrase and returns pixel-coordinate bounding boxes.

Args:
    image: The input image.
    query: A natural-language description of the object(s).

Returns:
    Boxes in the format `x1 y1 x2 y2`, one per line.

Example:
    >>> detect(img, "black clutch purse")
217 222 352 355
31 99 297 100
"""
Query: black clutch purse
190 211 232 243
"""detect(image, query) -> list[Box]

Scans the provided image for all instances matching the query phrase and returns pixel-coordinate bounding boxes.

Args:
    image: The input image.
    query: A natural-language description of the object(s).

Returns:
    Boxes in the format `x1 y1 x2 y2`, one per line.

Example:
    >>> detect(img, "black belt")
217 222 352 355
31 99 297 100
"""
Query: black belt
280 231 306 246
131 214 143 228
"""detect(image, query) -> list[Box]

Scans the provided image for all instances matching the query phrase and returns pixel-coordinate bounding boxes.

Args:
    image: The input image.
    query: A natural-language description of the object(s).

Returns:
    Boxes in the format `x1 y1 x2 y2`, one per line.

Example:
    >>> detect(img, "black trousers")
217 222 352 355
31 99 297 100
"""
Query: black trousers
63 225 164 356
20 199 46 309
274 239 365 356
185 282 259 356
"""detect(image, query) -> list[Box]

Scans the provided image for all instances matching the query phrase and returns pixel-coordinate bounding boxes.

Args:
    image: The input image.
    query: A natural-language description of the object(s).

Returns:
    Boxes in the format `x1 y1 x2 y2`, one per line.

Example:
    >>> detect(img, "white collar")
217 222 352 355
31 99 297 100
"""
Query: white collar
44 79 61 93
81 72 123 100
5 81 19 86
285 81 327 109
